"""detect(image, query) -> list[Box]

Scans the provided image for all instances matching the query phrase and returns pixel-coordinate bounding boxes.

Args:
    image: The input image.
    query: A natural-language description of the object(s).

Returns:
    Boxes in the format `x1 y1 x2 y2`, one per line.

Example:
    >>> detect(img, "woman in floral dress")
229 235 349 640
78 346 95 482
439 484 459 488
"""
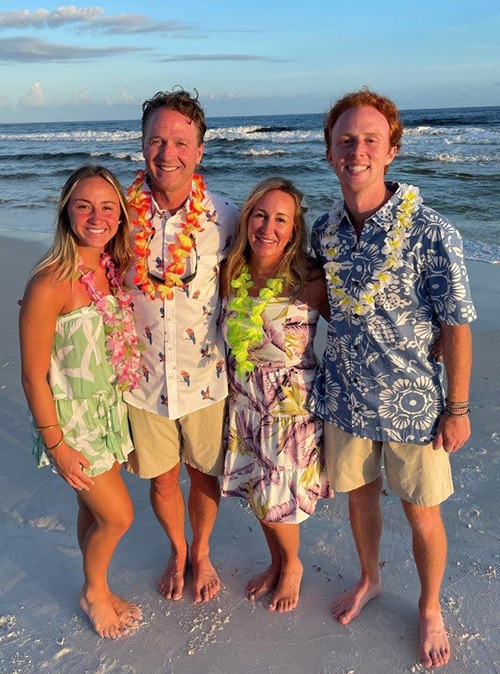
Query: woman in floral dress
19 166 142 639
221 177 333 613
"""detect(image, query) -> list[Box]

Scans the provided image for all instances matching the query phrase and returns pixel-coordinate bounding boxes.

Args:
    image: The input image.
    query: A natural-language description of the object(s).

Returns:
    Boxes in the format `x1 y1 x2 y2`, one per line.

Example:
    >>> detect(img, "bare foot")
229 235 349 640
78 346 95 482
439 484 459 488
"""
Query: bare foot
246 564 280 602
157 552 188 600
191 555 220 603
419 608 450 669
109 592 142 629
79 590 127 639
332 578 383 625
268 561 303 613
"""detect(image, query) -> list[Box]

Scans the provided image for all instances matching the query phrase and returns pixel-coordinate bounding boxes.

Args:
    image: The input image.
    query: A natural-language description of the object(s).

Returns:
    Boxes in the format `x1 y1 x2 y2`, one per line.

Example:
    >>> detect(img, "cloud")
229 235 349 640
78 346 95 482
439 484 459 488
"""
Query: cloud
18 82 45 109
66 89 138 108
0 93 12 109
0 6 200 36
0 36 147 63
157 54 287 62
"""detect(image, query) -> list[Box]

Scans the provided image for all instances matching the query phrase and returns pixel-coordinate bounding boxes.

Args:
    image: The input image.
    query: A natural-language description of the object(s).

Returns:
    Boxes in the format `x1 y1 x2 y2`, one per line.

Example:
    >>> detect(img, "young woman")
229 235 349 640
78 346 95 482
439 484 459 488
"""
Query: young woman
221 177 333 613
19 165 142 639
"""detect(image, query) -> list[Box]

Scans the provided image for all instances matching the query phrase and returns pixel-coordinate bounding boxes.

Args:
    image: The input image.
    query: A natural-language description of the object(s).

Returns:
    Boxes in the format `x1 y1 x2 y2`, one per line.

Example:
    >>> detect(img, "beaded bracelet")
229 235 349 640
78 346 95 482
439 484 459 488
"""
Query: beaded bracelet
36 423 60 431
444 408 470 417
45 432 64 452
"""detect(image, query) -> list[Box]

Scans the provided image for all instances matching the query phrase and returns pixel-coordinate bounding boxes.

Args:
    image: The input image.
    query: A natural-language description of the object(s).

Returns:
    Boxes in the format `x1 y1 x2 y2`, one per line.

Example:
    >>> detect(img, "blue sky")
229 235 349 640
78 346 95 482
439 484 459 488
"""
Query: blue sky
0 1 499 123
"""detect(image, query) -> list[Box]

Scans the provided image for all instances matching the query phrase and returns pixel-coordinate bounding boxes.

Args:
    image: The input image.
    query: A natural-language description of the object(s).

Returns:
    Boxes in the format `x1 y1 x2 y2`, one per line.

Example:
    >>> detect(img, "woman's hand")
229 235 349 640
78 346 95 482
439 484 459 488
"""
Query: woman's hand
50 441 94 491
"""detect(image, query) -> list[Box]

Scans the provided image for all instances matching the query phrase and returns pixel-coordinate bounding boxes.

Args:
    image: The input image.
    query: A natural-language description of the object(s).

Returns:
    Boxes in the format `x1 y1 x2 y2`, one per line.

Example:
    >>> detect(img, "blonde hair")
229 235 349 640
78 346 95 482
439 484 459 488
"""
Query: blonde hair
30 165 132 283
226 177 308 295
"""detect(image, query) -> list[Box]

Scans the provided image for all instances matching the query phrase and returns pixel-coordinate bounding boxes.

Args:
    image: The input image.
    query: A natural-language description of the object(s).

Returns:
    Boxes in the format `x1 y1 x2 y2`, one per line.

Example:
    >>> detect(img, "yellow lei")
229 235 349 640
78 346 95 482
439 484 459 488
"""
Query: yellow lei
322 184 422 315
226 265 284 377
127 169 206 301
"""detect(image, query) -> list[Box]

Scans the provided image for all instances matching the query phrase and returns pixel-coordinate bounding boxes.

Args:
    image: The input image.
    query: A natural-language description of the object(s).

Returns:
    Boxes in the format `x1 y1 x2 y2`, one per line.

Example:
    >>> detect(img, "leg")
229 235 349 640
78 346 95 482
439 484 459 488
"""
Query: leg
263 521 303 613
402 500 450 669
77 463 136 639
77 500 94 551
332 476 384 624
77 499 141 627
185 464 221 603
246 519 282 601
150 462 188 600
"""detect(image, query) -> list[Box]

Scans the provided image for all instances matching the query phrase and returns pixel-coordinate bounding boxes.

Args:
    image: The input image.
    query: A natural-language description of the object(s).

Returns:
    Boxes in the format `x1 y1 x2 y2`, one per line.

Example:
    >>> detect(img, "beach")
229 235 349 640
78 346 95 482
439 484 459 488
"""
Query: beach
1 234 499 674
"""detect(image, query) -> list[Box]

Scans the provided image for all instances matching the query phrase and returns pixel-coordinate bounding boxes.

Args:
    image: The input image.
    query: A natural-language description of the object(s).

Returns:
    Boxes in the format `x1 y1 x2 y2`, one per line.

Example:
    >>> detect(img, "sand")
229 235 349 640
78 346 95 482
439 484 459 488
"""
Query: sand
0 233 498 674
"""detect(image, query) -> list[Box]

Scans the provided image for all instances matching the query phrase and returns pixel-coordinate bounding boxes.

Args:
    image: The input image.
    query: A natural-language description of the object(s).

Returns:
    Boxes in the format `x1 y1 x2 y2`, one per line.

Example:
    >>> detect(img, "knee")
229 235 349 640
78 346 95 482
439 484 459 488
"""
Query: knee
185 464 219 493
403 502 443 536
97 503 133 537
115 509 134 536
151 464 181 496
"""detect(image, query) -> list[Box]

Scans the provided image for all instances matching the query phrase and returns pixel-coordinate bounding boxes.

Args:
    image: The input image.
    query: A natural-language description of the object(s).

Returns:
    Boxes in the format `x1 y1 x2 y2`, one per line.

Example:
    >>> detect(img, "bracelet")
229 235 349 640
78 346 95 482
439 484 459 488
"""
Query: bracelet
45 431 64 452
36 423 60 431
444 408 470 417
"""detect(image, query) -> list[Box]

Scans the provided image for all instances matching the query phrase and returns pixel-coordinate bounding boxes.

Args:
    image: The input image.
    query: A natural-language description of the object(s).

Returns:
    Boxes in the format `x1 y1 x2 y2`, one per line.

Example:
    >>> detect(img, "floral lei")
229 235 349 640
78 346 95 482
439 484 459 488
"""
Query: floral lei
225 265 284 377
127 169 206 301
322 184 422 316
78 253 142 391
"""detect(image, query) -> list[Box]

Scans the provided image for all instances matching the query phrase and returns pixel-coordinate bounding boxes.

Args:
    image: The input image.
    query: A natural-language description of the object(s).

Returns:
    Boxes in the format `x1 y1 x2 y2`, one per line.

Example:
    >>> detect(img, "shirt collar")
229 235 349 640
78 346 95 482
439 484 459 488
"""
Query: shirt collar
337 182 410 233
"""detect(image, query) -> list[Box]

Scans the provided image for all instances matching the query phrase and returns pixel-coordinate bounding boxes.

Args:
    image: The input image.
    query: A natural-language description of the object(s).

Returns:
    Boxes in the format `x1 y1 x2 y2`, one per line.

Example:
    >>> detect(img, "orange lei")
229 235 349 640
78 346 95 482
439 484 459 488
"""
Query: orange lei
127 169 206 300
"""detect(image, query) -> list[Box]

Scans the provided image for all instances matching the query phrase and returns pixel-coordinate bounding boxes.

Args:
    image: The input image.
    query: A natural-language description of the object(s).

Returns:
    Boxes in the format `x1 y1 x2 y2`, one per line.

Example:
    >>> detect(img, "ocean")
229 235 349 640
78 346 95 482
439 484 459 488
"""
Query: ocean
1 106 499 263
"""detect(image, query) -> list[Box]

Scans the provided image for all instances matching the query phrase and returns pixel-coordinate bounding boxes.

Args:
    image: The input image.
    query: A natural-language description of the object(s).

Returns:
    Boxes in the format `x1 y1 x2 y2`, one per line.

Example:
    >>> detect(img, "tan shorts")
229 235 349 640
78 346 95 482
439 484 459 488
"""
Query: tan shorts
126 400 226 479
324 423 453 507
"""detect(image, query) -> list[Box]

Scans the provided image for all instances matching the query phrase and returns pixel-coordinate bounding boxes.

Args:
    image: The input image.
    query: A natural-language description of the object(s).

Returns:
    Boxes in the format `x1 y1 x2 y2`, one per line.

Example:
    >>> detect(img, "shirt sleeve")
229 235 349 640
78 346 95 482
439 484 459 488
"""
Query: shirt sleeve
310 215 326 261
425 221 477 326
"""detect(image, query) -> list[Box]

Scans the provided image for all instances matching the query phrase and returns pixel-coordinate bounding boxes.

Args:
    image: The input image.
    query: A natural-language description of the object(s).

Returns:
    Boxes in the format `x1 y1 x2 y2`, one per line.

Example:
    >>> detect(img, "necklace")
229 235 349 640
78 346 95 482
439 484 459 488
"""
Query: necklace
127 169 206 301
225 265 284 377
322 184 422 316
78 253 142 391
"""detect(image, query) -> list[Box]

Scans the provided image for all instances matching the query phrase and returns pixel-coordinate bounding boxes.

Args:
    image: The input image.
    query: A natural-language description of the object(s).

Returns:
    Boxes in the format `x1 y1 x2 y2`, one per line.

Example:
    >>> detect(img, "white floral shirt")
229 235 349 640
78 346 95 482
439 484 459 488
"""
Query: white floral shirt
309 183 476 443
124 178 238 419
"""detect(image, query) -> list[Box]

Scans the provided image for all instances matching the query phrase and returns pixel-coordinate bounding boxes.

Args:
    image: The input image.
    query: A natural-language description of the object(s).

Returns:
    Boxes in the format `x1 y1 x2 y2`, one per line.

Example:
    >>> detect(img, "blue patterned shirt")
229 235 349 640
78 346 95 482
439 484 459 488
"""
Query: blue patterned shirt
309 183 476 443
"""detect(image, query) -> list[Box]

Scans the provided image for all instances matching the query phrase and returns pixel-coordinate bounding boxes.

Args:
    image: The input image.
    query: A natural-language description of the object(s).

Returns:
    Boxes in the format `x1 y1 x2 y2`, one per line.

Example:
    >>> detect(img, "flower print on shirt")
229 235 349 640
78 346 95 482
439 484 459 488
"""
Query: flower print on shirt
309 182 476 443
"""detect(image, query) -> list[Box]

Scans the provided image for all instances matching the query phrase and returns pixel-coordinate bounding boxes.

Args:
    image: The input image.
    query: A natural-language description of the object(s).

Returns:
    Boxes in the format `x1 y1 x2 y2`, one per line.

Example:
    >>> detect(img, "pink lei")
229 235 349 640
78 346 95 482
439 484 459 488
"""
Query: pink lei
78 253 141 391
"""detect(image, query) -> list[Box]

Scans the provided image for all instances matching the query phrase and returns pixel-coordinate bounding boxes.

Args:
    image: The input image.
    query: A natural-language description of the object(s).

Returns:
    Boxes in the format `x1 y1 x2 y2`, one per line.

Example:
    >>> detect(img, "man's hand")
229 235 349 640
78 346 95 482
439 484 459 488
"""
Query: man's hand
433 413 471 454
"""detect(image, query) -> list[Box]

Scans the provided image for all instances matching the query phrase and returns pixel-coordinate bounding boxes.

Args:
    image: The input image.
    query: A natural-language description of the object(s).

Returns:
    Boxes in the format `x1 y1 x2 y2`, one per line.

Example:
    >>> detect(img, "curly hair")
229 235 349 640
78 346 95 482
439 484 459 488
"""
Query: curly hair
324 87 403 151
226 177 309 297
141 87 206 145
29 165 132 283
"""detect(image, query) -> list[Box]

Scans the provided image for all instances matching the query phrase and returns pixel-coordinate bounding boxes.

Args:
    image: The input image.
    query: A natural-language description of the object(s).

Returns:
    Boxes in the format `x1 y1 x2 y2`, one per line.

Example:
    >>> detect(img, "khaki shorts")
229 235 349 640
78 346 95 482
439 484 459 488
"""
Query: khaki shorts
126 400 226 479
324 423 453 507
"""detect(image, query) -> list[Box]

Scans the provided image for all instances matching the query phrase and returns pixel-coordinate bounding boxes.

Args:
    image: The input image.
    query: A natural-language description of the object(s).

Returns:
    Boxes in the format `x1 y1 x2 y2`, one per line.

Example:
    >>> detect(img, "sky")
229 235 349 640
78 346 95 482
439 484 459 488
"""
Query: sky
0 1 499 124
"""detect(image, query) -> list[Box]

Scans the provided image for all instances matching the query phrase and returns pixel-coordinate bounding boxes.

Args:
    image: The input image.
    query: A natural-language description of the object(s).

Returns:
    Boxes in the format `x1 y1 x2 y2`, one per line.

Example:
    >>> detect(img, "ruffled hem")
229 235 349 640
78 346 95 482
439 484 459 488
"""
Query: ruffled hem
222 462 333 524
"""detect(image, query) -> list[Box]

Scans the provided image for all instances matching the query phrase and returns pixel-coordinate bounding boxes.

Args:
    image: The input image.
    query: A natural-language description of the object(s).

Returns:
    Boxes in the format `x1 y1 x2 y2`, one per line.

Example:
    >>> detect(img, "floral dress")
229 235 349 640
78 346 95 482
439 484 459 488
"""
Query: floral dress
221 296 332 524
32 302 134 477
